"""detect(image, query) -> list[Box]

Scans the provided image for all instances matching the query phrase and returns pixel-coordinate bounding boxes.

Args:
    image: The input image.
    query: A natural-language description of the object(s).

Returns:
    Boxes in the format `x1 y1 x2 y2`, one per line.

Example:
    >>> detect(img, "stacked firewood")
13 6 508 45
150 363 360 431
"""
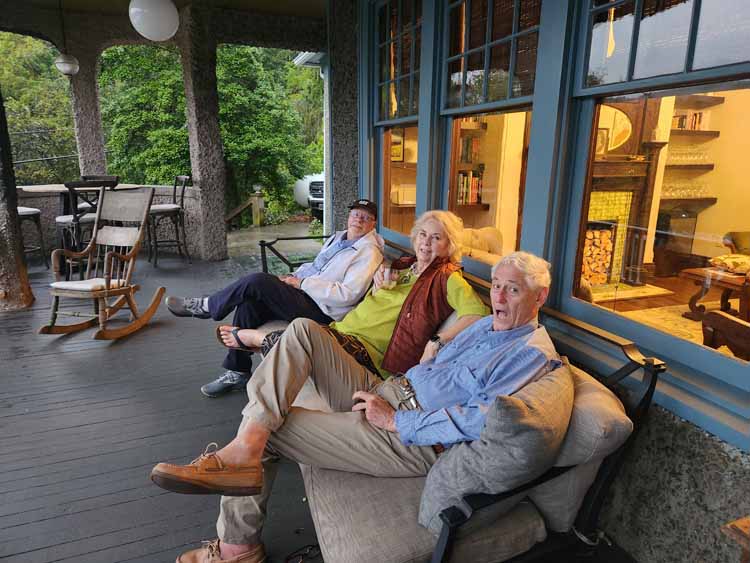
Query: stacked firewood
582 229 613 285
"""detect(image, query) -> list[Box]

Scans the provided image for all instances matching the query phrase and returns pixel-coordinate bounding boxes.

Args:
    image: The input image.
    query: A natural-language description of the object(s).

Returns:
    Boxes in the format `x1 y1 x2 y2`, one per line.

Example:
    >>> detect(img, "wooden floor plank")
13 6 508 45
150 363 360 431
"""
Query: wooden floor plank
1 255 317 562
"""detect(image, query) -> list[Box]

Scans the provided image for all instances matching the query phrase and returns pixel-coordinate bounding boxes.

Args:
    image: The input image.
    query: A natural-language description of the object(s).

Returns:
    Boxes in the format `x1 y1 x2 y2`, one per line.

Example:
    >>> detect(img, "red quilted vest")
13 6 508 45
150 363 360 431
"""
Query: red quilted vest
380 256 460 375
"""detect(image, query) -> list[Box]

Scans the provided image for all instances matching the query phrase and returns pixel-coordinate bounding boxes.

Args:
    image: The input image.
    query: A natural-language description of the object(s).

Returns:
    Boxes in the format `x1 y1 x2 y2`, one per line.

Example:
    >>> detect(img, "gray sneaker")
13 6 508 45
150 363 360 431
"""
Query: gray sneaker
200 370 251 398
165 296 211 319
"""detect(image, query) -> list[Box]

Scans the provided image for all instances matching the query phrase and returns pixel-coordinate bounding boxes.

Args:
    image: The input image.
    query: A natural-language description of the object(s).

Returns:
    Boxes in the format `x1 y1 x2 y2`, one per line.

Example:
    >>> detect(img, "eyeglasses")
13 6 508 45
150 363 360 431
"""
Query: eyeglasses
350 210 375 222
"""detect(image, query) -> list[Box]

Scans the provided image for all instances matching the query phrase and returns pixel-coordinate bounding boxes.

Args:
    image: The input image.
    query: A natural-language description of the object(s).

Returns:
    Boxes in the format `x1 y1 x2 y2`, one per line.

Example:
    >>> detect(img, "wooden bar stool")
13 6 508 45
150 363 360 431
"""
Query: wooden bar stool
17 206 49 269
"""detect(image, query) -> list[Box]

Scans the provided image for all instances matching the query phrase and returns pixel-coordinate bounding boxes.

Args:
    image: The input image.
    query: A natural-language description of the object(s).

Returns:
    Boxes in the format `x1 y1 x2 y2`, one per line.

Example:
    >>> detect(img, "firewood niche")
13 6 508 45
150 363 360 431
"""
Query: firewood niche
582 97 667 288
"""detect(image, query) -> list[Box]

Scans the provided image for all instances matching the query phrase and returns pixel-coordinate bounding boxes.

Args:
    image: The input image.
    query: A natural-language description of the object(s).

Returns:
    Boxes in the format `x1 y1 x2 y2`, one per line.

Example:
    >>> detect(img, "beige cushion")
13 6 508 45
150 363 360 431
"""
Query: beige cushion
301 465 546 563
418 363 574 534
527 360 633 531
55 213 96 224
50 278 126 291
477 227 503 255
17 206 41 216
709 254 750 274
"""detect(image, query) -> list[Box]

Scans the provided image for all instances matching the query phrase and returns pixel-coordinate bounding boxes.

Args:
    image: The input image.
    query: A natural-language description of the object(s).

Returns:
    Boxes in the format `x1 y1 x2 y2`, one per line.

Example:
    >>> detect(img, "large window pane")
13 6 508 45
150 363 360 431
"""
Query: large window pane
488 41 511 101
573 83 750 364
465 50 485 106
633 0 693 79
693 0 750 69
382 125 418 235
445 0 539 109
587 2 635 86
376 0 422 121
491 0 514 41
513 32 538 97
447 58 463 108
448 110 531 264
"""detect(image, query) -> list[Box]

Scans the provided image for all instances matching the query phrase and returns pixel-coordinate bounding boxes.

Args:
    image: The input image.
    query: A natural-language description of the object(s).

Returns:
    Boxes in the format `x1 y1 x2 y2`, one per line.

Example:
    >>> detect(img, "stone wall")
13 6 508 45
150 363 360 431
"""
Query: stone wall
327 0 360 231
600 406 749 562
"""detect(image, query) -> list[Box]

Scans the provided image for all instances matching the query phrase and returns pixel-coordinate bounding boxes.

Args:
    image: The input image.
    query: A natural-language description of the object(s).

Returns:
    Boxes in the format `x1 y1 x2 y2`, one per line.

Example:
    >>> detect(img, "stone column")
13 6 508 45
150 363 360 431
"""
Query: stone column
176 1 227 261
327 0 359 231
0 88 34 310
68 49 107 176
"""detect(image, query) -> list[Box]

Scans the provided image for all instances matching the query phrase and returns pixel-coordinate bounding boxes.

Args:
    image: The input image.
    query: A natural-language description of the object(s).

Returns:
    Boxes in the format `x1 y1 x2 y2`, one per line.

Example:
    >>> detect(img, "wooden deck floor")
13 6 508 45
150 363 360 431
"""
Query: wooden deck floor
0 254 317 563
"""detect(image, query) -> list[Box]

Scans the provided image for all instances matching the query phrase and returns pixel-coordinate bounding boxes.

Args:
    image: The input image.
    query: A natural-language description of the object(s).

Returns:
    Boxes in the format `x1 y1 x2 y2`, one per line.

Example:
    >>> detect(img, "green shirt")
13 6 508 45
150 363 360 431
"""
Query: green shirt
332 270 489 378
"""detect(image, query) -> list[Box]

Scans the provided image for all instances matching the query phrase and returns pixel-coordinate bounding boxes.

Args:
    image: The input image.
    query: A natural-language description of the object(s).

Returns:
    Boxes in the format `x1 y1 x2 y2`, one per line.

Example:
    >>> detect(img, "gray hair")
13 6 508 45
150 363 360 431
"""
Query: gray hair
410 210 464 263
492 251 551 291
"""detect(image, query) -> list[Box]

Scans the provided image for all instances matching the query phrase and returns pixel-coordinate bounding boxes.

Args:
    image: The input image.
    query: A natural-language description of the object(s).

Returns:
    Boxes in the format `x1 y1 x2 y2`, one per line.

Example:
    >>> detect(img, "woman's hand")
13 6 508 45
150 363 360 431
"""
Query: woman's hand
372 264 397 291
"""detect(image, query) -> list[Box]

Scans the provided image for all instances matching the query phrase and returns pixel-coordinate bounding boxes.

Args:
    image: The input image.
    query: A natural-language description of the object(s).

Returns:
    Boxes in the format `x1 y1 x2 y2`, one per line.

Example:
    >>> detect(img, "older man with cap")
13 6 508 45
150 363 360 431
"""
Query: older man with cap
166 199 384 397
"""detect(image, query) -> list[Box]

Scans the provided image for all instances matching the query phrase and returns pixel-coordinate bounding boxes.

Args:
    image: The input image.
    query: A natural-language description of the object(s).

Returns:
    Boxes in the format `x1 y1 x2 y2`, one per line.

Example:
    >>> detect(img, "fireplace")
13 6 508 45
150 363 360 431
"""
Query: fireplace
582 220 617 286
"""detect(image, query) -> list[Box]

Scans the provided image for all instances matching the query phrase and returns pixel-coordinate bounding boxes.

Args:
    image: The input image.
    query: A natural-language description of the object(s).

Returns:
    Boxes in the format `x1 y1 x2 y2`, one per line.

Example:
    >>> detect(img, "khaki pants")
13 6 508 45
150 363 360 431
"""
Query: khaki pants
217 318 437 545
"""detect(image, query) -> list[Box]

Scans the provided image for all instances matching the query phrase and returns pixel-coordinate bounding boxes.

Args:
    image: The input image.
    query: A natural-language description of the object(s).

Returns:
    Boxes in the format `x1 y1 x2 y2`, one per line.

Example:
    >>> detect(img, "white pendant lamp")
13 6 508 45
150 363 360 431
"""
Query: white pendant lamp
55 0 79 76
129 0 180 42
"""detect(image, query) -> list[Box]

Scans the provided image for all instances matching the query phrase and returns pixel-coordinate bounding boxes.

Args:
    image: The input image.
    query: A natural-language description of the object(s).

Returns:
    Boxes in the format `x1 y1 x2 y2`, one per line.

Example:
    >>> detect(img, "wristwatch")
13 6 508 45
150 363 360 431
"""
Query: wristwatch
429 334 444 350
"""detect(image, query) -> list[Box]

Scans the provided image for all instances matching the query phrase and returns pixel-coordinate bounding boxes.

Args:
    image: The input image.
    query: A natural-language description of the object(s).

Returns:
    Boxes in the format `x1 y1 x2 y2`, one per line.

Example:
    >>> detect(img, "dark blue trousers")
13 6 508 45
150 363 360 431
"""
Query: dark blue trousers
207 272 333 373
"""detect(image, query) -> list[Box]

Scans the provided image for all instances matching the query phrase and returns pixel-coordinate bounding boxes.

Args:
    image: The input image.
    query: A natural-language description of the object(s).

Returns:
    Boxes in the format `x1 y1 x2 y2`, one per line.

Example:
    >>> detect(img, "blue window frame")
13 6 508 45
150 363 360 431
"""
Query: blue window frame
557 0 750 449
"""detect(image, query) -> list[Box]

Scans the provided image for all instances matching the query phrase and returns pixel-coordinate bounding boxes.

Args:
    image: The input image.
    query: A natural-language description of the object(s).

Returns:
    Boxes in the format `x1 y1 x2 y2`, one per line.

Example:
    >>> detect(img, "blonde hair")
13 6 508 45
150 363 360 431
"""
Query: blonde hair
492 251 552 290
409 210 464 263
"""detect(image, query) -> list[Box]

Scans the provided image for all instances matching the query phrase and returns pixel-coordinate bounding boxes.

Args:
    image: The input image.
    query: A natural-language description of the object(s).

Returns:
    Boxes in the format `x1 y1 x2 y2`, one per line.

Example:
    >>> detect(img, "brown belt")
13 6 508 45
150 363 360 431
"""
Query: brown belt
390 376 446 456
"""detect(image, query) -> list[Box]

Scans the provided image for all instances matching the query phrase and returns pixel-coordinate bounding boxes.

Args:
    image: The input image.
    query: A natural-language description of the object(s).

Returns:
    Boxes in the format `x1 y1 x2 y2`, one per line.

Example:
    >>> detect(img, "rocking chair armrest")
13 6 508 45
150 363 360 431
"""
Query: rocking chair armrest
51 246 94 280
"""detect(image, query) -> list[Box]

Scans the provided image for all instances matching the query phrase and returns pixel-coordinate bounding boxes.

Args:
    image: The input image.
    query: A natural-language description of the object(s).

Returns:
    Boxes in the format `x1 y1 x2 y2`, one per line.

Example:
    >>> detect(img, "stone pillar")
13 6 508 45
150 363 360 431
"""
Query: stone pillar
327 0 359 231
0 88 34 310
68 49 107 175
176 1 227 260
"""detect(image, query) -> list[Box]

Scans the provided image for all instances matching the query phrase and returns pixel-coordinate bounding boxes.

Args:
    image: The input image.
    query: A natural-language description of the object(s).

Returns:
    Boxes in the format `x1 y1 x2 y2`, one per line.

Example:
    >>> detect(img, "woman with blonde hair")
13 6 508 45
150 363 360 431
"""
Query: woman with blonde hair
217 209 487 376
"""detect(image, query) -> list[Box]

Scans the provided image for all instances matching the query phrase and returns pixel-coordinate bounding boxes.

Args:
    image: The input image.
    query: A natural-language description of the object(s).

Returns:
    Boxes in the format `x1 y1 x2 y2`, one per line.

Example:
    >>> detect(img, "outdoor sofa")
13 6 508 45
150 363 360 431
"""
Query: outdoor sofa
257 239 665 562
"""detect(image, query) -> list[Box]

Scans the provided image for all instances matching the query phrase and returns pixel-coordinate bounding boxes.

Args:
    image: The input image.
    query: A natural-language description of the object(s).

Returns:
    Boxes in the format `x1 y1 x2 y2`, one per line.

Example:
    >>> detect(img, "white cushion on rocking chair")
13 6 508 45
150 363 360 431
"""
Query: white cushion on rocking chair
50 278 127 291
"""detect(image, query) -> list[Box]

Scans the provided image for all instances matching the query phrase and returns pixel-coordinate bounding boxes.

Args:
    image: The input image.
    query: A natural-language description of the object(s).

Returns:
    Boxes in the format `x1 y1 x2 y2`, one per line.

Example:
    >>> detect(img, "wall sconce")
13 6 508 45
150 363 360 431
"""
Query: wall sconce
54 0 79 76
129 0 180 42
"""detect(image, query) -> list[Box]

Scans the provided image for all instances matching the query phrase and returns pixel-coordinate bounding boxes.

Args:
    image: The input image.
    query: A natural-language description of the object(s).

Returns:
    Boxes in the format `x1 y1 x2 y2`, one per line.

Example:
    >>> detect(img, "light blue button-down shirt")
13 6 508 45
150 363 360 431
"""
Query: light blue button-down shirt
394 316 561 447
295 233 356 280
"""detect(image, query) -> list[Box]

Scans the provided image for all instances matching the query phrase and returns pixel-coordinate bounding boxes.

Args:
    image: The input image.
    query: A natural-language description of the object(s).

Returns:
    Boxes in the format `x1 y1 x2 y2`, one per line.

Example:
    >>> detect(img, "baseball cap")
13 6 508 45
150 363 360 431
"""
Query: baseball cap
348 198 378 220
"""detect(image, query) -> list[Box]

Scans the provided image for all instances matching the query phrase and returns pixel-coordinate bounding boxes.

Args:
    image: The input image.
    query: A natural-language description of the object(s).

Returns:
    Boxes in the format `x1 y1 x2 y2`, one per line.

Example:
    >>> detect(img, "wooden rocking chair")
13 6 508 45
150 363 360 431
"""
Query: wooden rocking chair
39 187 165 340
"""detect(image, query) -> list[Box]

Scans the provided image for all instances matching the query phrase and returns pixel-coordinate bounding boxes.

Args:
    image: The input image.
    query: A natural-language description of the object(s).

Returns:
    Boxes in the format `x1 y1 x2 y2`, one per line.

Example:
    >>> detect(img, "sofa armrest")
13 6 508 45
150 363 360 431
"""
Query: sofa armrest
431 466 574 563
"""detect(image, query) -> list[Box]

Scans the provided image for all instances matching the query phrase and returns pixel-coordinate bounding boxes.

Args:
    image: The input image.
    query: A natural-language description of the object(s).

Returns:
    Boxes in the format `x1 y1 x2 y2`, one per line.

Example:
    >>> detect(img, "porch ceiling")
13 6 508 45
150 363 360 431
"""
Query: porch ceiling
26 0 325 19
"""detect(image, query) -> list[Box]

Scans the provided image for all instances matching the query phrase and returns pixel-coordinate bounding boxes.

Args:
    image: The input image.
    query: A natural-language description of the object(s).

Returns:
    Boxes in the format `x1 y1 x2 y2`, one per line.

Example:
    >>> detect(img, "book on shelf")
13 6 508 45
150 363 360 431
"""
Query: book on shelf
456 169 483 205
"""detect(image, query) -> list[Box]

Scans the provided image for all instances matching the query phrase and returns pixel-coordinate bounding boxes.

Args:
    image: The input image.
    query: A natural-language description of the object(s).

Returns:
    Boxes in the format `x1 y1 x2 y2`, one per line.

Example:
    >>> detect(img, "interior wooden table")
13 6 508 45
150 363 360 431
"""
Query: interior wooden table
679 266 749 321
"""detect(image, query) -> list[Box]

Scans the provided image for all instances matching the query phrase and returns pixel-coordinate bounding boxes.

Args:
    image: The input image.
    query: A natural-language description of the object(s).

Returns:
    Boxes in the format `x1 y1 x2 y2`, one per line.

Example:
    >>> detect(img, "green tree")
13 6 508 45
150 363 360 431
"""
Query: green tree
98 45 189 184
0 32 78 185
98 44 324 223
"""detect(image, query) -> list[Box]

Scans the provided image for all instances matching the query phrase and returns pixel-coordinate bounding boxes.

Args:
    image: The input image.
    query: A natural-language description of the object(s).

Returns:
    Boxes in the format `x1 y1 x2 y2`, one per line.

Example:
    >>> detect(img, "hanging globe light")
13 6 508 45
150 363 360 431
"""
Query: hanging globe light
129 0 180 42
54 0 79 76
54 53 80 76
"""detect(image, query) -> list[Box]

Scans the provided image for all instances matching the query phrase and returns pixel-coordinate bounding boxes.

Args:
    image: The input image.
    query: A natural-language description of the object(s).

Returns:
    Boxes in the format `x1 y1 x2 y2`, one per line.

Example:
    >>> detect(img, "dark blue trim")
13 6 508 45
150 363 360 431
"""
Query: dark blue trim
414 0 441 214
519 0 576 258
440 95 533 116
685 0 702 72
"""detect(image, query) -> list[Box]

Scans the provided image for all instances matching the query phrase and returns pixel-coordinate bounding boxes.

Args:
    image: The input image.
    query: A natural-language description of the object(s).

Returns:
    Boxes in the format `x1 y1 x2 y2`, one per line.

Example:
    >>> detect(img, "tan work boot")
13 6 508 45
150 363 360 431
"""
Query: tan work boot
151 443 263 496
176 539 265 562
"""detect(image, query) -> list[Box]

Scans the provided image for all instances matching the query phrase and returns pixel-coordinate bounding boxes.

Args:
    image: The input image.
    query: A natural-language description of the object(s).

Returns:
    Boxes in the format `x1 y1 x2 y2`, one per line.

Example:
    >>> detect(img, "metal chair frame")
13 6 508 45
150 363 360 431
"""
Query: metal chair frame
147 174 191 267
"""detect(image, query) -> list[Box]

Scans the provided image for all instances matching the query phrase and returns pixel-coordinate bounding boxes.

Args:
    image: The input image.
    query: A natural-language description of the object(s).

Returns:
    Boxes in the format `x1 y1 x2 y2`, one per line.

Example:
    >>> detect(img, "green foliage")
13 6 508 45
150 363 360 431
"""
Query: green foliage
99 45 189 184
308 217 324 237
0 32 78 184
98 44 324 218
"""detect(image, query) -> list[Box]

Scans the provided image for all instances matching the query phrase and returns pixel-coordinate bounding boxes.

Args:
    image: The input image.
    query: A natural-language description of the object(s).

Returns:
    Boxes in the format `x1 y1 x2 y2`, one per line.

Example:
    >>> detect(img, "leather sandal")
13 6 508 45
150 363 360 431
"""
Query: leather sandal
215 325 253 352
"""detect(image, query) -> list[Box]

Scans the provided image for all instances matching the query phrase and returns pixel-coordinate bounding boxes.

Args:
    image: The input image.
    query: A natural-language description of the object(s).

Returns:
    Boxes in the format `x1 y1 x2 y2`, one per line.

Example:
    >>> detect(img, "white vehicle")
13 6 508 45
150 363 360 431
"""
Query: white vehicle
293 173 324 219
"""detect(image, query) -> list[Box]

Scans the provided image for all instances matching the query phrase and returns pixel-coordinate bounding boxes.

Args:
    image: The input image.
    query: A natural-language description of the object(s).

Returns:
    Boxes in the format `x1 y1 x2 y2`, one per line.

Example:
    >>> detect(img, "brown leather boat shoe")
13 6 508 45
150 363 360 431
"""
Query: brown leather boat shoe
151 443 263 496
177 539 266 562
